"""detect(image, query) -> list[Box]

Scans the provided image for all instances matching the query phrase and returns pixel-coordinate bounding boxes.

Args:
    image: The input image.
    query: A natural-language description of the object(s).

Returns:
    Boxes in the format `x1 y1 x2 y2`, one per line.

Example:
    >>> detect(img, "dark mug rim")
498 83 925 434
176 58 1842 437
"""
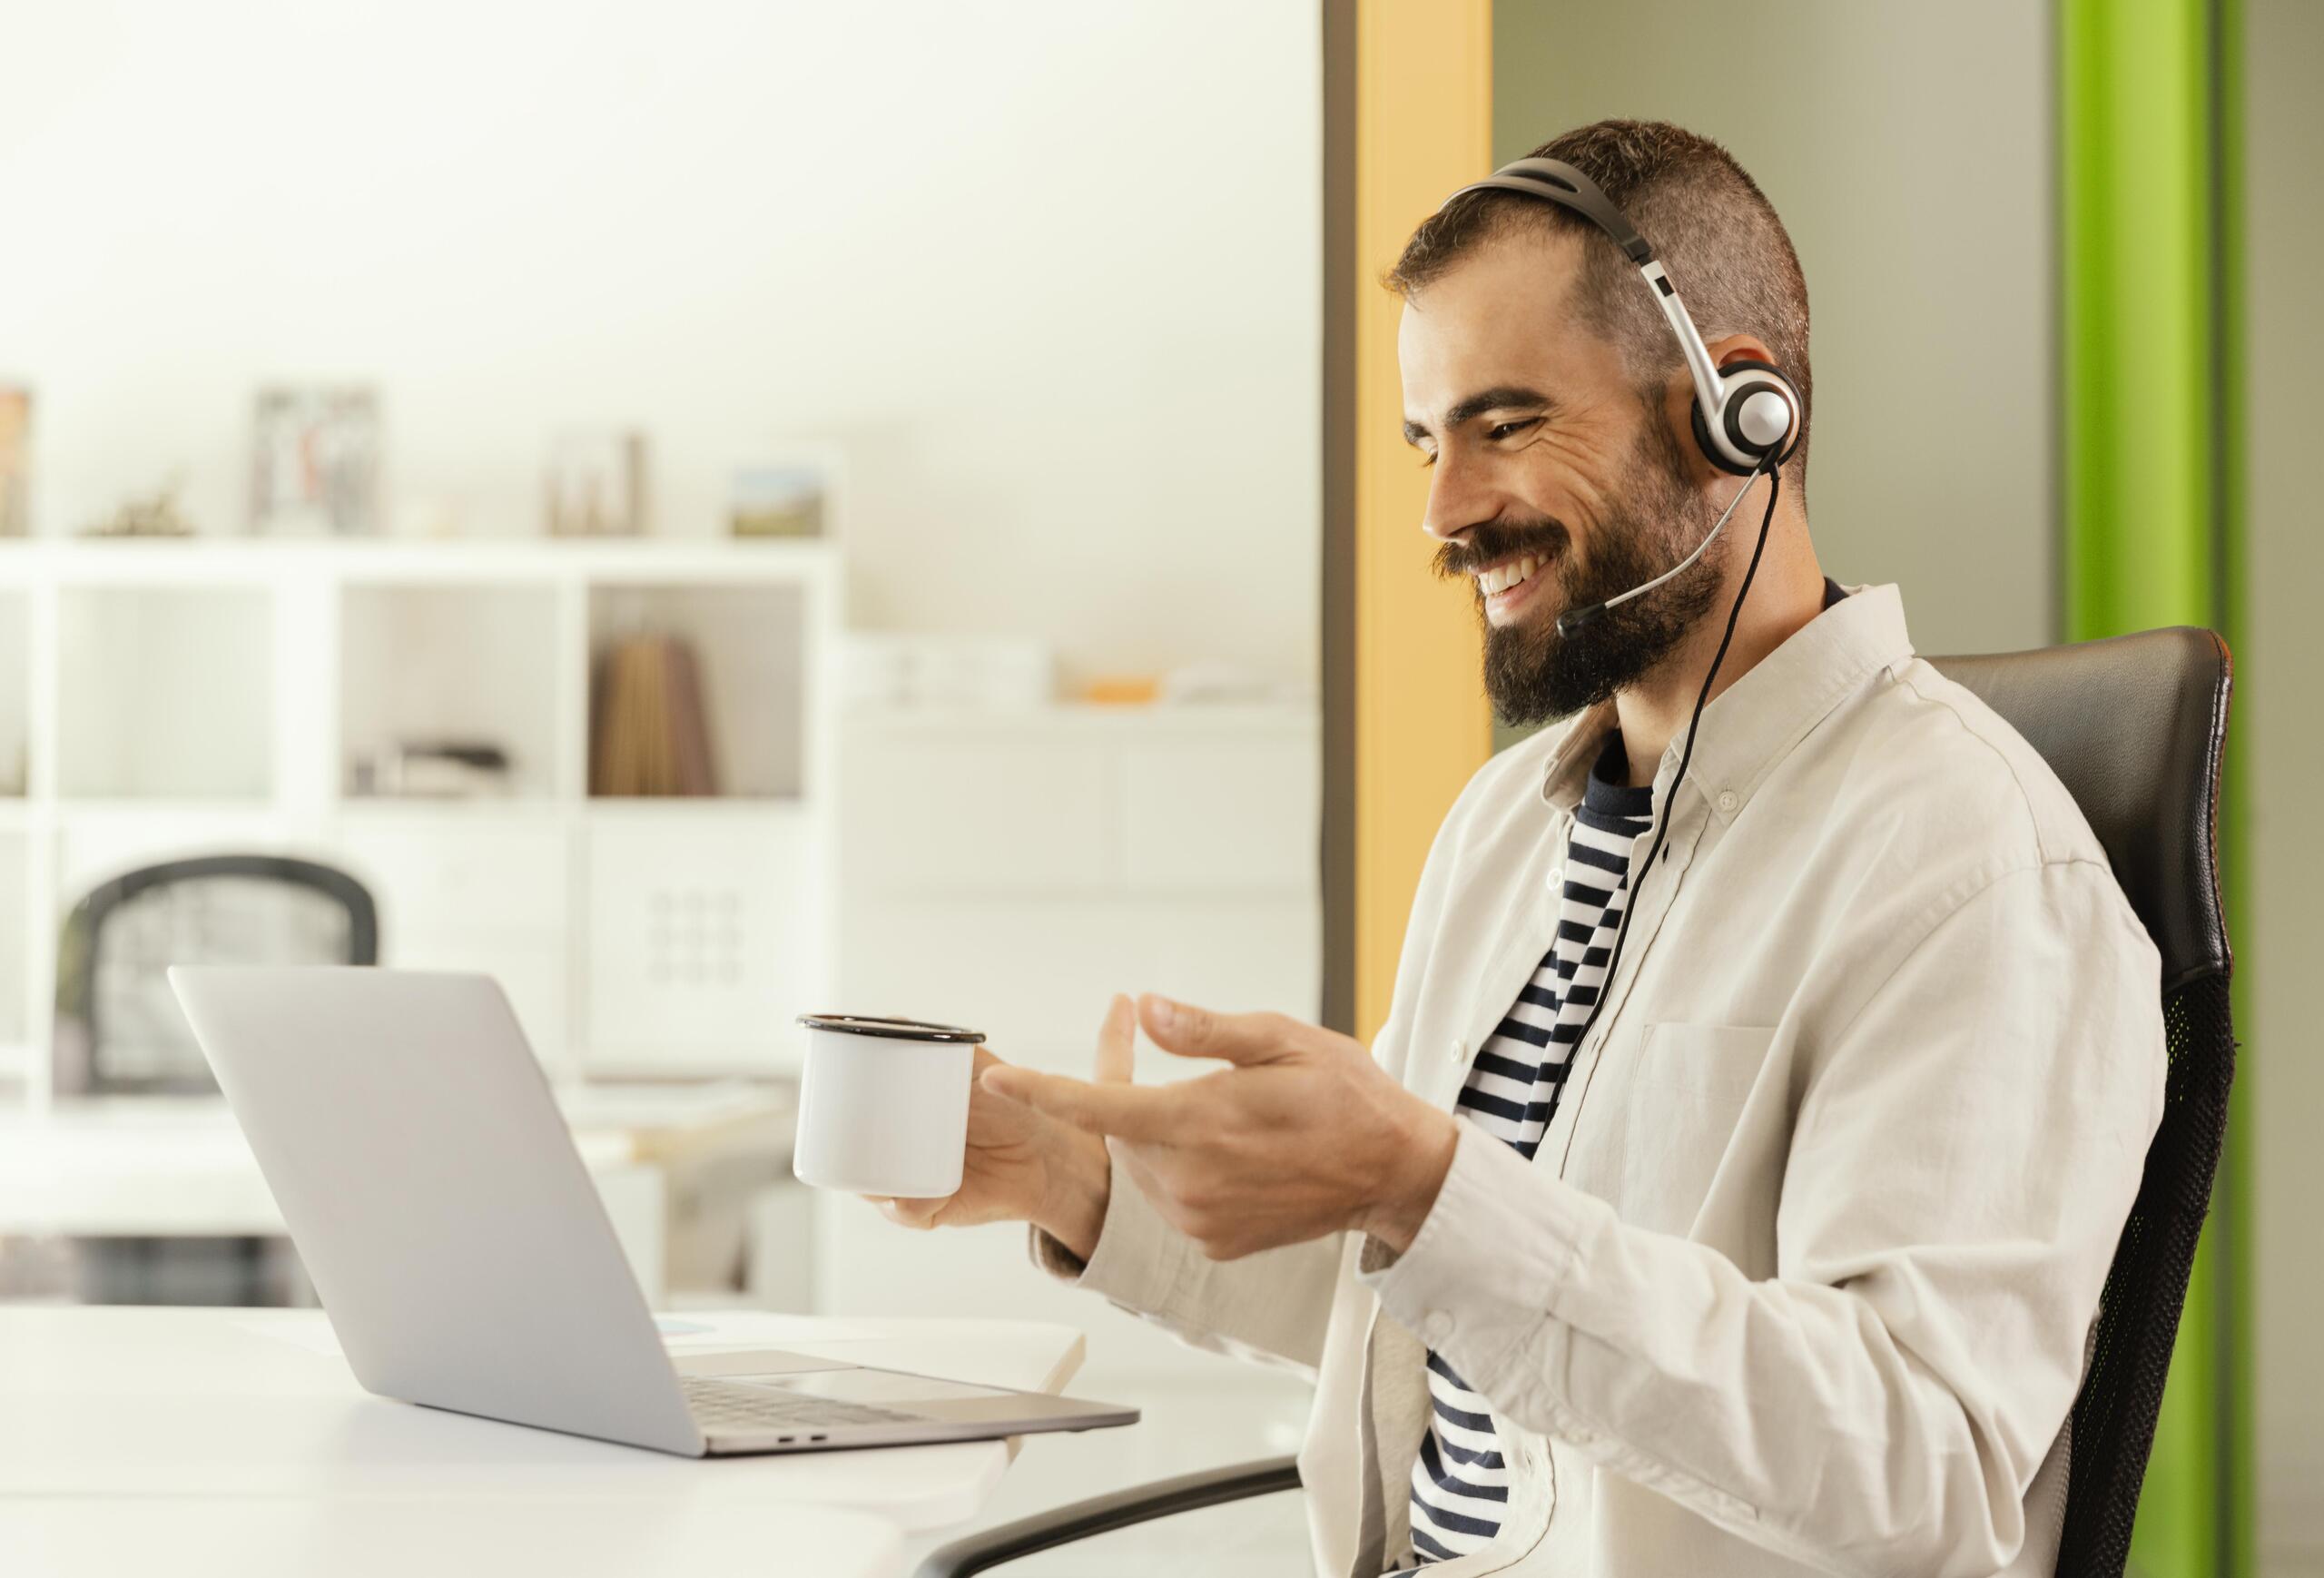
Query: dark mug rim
797 1013 987 1045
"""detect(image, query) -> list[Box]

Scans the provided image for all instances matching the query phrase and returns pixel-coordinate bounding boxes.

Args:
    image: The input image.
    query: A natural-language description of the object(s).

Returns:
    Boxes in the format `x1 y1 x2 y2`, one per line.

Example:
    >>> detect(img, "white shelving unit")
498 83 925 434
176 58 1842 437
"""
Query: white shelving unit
817 699 1322 1372
0 538 840 1104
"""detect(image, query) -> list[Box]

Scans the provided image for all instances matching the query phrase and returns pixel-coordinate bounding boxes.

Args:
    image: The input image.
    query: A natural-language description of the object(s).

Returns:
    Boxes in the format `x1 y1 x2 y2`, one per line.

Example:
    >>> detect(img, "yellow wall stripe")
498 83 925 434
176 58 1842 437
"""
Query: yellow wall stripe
1353 0 1497 1042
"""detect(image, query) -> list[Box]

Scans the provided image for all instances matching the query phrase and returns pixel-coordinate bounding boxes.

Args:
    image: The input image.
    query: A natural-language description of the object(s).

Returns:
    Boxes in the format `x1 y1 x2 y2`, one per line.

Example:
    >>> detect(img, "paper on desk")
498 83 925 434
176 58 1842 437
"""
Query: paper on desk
655 1311 887 1350
237 1309 886 1360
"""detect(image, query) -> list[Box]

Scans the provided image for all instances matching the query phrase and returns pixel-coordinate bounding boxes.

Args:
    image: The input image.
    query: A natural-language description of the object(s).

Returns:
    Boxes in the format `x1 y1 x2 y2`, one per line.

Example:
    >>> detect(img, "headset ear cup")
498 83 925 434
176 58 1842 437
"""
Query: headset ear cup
1689 358 1802 476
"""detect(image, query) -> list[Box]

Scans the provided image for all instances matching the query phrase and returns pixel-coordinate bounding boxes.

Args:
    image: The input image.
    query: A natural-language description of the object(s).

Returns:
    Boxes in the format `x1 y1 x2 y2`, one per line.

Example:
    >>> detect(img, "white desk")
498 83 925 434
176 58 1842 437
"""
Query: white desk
0 1305 1096 1573
0 1098 641 1236
0 1088 795 1301
5 1495 901 1578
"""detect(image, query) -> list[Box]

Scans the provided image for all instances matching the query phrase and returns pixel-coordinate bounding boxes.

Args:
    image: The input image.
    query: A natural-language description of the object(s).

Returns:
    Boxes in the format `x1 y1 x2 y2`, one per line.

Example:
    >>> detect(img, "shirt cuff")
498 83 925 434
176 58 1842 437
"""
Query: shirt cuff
1358 1118 1604 1360
1026 1139 1190 1316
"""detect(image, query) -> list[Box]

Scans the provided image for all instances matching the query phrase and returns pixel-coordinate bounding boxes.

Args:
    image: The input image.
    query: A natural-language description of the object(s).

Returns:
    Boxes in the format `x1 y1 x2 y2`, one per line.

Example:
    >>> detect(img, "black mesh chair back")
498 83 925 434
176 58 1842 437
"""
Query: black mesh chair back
1932 628 2234 1577
54 854 379 1096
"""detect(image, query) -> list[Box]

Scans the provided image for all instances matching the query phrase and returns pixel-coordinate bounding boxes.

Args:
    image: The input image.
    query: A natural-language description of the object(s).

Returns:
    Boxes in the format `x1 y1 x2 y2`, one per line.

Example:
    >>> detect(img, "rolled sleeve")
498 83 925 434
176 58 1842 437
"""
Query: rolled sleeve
1027 1139 1341 1376
1029 1141 1190 1312
1360 1119 1601 1362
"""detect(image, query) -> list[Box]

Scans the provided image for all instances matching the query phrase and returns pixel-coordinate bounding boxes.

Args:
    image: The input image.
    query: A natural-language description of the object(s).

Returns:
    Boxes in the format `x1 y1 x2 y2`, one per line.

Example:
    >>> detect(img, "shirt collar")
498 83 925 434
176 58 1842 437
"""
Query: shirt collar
1538 582 1915 818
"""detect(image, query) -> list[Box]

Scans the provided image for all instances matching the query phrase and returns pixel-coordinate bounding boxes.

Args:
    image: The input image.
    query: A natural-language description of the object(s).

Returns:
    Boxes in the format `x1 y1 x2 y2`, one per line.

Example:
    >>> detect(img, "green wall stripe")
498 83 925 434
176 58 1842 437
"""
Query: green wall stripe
2060 0 2249 1573
2062 0 2215 632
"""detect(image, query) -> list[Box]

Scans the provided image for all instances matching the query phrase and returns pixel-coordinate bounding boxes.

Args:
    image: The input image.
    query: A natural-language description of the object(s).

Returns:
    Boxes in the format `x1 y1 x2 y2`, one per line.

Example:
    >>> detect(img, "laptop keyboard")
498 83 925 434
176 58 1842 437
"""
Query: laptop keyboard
680 1376 924 1433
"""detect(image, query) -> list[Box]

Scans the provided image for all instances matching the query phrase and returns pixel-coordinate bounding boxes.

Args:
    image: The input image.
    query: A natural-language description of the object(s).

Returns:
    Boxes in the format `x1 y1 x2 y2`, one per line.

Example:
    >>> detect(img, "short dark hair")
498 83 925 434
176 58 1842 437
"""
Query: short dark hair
1387 119 1813 486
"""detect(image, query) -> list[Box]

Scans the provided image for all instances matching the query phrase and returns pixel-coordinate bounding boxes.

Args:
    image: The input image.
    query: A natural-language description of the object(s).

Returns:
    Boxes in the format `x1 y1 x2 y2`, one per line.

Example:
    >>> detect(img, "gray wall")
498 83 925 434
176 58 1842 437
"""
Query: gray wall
1492 0 2053 658
2246 2 2324 1570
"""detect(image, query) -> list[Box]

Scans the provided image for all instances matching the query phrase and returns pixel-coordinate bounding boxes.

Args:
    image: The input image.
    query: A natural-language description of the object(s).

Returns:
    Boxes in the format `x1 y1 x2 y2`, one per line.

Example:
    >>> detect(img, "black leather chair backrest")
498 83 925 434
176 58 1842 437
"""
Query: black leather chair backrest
1933 628 2231 991
1930 627 2234 1578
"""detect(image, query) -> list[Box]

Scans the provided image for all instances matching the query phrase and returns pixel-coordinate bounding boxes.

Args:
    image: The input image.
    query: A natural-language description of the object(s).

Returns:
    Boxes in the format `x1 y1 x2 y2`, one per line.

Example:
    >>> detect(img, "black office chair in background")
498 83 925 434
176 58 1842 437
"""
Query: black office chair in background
53 853 379 1097
918 627 2236 1578
36 854 378 1307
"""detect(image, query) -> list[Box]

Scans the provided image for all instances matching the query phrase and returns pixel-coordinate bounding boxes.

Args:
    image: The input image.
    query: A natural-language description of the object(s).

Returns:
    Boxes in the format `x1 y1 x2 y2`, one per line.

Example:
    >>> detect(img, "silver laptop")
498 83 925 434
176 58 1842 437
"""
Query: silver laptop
169 965 1137 1457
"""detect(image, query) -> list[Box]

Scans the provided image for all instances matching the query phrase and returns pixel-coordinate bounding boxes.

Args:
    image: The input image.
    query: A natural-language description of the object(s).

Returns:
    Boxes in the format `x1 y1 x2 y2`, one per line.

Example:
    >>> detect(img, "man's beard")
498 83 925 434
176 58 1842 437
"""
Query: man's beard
1435 411 1724 727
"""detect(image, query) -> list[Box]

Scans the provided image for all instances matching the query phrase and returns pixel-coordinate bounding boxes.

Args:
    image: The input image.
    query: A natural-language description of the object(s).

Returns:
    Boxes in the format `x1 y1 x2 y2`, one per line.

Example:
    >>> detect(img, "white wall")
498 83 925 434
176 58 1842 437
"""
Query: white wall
1491 0 2053 658
0 0 1322 688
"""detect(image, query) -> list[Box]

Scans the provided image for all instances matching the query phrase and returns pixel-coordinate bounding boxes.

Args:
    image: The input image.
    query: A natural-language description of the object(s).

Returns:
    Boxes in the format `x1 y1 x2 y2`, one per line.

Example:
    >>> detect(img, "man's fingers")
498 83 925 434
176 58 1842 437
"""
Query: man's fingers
980 1063 1185 1142
1095 993 1136 1086
876 1195 950 1229
1137 995 1303 1067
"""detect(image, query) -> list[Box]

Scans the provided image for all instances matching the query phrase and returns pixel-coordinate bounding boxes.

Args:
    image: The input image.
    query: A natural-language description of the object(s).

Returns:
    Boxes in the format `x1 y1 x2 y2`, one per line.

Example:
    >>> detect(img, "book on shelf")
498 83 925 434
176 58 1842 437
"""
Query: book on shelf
591 635 718 797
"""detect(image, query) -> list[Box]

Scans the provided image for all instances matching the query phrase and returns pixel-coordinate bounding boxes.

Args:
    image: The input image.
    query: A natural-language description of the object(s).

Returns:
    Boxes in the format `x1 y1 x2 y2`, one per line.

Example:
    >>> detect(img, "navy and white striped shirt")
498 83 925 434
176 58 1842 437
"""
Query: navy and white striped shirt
1401 736 1654 1569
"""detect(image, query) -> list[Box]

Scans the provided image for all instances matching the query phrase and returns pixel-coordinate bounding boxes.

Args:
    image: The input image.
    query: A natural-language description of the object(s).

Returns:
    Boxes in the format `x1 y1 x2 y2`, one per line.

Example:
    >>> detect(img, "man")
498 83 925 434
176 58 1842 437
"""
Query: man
876 120 2163 1577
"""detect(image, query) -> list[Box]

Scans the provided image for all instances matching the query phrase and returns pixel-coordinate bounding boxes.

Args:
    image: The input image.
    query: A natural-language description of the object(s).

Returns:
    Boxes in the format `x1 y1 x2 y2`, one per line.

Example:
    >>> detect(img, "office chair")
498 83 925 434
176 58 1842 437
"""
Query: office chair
45 855 379 1305
916 627 2235 1578
54 853 379 1097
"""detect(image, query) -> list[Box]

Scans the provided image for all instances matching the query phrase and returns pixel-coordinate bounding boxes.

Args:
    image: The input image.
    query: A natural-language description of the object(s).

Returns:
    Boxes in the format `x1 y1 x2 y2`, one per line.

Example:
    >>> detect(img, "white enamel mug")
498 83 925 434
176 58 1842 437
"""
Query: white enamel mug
791 1014 986 1198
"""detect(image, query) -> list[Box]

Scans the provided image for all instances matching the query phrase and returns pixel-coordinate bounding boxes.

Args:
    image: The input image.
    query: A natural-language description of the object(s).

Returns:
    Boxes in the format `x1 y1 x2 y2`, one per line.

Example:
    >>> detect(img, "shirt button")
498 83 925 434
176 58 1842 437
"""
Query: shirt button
1446 1037 1467 1067
1716 789 1739 814
1422 1311 1453 1345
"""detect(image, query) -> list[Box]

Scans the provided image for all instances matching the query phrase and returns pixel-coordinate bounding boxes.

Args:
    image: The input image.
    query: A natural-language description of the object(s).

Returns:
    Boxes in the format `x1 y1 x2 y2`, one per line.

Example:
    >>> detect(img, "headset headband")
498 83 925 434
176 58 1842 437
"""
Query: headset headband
1447 158 1657 264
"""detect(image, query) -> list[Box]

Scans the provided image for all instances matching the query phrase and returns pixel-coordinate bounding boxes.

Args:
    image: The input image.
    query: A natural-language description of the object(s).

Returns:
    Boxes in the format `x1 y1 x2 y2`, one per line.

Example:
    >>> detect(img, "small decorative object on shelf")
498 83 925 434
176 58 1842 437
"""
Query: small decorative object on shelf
1081 676 1161 706
728 462 823 538
1157 663 1316 706
391 494 467 539
590 635 718 796
251 386 381 536
83 477 195 538
0 386 29 537
350 739 514 799
547 429 650 537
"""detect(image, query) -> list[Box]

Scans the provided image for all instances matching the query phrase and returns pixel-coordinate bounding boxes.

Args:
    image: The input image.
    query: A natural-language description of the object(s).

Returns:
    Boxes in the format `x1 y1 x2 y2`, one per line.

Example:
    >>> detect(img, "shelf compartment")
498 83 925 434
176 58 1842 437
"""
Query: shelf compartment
340 582 560 801
0 830 25 1047
56 586 273 801
587 584 805 800
0 590 25 797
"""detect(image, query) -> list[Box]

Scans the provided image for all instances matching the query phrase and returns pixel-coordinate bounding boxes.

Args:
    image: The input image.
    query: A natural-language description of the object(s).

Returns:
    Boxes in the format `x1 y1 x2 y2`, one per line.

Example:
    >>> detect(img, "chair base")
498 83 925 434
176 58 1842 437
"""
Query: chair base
913 1455 1300 1578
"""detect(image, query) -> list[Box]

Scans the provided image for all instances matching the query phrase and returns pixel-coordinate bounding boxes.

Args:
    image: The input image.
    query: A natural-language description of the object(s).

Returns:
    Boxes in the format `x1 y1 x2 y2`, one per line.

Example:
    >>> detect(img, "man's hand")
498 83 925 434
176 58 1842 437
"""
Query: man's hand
980 997 1457 1262
865 998 1138 1261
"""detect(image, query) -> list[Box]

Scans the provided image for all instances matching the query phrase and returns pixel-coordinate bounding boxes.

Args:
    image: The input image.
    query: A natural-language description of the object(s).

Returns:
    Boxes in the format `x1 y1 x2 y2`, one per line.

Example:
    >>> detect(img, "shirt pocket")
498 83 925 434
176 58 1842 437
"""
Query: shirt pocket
1605 1021 1774 1238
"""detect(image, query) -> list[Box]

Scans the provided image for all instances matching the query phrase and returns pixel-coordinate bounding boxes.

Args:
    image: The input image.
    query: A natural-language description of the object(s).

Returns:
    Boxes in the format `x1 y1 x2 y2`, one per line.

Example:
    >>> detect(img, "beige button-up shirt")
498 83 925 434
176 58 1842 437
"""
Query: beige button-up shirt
1036 584 2164 1577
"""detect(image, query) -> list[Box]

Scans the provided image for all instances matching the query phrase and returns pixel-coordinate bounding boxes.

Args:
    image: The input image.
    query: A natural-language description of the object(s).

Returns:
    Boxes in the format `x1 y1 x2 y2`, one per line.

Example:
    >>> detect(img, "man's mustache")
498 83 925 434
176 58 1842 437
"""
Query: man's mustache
1433 518 1572 582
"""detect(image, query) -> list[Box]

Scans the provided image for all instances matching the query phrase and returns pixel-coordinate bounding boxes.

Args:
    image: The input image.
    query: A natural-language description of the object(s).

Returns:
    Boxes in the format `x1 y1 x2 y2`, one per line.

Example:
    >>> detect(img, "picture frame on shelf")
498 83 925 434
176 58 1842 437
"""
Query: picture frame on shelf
728 440 842 541
546 429 651 538
250 386 381 537
729 464 822 539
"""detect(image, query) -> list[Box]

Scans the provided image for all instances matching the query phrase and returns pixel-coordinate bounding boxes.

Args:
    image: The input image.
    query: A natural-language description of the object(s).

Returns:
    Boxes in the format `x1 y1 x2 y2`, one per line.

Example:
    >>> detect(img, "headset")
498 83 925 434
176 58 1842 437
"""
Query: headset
1430 156 1802 1123
1444 158 1802 481
1439 157 1803 639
